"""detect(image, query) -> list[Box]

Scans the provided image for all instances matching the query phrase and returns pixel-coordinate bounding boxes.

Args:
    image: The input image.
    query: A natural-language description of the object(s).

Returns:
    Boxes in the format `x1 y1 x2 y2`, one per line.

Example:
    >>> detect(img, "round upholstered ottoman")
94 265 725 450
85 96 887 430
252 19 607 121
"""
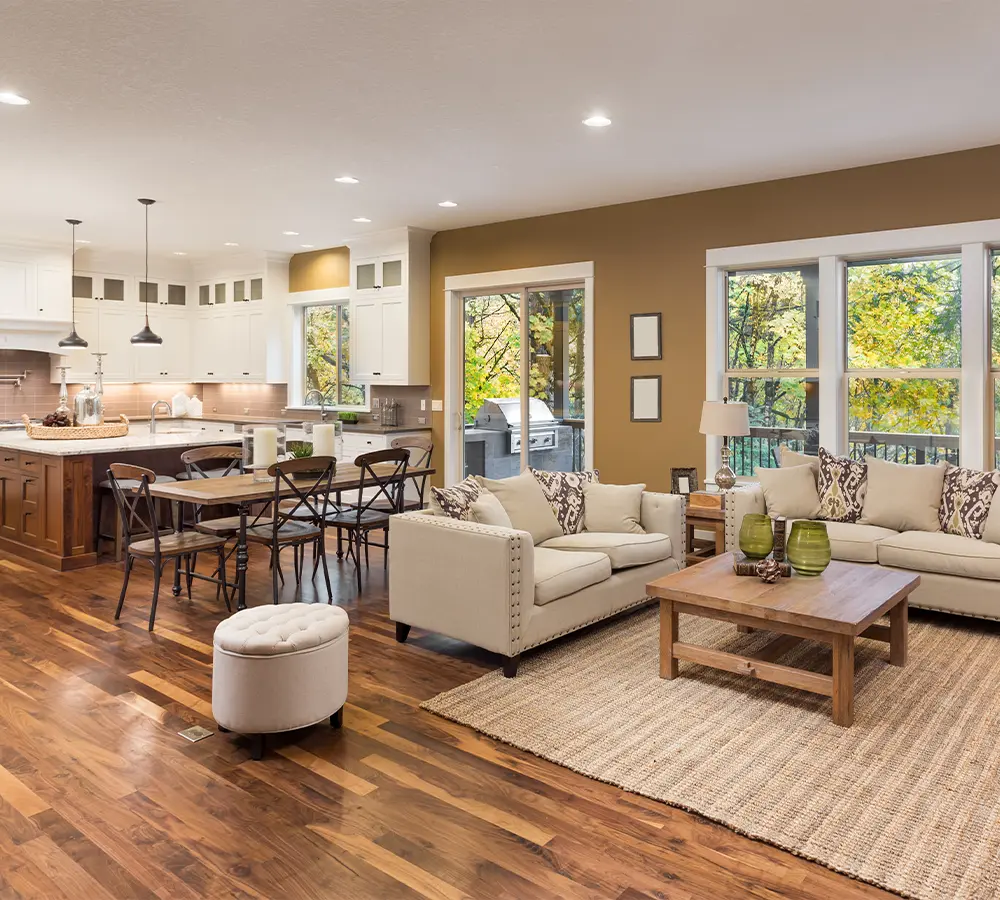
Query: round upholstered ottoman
212 603 349 759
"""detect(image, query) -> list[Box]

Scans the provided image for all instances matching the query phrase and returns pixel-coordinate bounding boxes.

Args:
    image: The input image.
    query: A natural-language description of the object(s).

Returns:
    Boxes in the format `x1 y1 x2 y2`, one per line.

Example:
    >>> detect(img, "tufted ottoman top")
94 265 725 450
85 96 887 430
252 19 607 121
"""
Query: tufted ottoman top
214 603 349 656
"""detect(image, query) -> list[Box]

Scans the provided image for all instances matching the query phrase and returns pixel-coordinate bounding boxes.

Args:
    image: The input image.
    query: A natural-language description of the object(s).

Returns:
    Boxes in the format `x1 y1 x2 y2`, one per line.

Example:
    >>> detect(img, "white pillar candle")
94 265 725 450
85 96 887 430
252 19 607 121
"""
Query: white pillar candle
255 427 278 468
312 423 336 458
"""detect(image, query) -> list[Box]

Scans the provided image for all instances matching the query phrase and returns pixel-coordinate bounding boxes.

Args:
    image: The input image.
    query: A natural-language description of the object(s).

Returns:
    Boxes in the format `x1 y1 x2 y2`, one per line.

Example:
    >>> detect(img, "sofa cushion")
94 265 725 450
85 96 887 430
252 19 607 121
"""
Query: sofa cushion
533 548 612 605
468 492 513 528
817 447 867 523
529 467 599 534
476 471 563 544
861 456 947 533
583 482 645 534
877 530 1000 581
939 465 1000 538
539 532 671 570
756 464 820 520
824 521 899 563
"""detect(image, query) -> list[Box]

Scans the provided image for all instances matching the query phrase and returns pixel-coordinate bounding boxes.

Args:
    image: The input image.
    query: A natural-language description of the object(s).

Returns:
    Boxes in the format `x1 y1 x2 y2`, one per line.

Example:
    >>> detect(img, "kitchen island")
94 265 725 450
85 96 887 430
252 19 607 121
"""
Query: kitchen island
0 425 241 571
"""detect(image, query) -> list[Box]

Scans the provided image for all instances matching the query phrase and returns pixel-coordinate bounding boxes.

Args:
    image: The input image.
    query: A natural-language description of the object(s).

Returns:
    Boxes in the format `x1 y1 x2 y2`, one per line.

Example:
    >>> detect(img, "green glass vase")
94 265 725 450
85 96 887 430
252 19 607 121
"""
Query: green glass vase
786 521 831 576
738 514 774 560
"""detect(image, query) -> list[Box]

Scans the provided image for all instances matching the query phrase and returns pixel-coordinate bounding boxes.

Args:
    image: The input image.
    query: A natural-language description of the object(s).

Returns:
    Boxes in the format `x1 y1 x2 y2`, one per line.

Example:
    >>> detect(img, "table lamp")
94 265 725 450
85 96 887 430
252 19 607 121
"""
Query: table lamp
699 398 750 490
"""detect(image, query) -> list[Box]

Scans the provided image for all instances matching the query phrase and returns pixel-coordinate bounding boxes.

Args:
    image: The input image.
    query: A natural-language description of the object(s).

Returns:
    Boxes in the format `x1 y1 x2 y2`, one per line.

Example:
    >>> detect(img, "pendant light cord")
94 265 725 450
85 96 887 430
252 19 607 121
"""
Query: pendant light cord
70 221 76 327
144 201 150 326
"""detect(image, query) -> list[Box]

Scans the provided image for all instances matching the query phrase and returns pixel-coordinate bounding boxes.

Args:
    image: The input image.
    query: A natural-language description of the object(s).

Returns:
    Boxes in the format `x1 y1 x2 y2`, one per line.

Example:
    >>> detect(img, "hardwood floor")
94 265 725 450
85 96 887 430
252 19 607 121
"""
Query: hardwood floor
0 547 897 899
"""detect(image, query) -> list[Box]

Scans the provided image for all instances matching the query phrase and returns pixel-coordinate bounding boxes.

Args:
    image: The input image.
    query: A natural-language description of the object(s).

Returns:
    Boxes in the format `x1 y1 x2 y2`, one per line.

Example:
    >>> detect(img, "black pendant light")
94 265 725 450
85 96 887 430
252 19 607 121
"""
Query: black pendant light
58 219 89 348
131 198 162 347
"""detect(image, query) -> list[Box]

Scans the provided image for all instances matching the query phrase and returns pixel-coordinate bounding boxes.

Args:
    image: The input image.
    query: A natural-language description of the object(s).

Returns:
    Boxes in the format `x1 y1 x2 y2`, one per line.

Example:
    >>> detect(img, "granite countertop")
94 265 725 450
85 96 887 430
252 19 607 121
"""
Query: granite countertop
341 422 432 434
0 425 241 458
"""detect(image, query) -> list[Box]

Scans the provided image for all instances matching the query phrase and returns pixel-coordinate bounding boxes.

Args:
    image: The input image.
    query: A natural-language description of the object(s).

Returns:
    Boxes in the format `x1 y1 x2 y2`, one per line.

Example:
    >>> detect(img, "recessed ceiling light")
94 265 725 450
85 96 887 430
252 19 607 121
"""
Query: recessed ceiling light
352 217 371 223
335 176 360 184
173 251 187 256
300 244 315 249
282 230 299 236
583 114 611 127
0 92 30 106
75 238 91 244
224 241 239 247
438 200 458 208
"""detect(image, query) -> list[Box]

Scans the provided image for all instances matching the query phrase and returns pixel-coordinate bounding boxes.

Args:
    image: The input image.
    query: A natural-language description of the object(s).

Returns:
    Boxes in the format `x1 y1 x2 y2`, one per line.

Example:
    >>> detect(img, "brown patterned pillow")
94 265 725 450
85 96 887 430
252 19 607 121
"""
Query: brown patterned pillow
431 476 482 520
817 447 867 523
939 465 1000 538
528 468 600 534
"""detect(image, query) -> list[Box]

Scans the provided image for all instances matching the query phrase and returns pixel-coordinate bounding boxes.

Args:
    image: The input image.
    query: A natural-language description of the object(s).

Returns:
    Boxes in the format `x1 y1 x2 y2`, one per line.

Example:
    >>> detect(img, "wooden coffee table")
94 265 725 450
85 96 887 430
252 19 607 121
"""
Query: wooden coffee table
646 553 920 726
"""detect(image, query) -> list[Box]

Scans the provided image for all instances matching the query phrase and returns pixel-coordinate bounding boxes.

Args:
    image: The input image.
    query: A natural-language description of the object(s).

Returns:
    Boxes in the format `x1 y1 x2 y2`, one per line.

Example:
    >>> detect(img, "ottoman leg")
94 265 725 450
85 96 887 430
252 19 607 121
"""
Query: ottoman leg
217 725 229 733
395 622 411 643
331 707 344 729
250 734 265 761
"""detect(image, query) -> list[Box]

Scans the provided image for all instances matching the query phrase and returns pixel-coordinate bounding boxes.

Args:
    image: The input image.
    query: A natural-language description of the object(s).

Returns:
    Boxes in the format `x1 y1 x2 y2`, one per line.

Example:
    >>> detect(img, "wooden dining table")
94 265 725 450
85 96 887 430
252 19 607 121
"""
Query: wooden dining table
149 464 435 611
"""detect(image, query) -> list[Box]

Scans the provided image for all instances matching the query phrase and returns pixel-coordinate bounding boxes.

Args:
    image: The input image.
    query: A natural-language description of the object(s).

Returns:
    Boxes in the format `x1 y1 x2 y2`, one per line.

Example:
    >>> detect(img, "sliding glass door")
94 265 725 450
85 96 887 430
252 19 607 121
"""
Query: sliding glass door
461 284 586 479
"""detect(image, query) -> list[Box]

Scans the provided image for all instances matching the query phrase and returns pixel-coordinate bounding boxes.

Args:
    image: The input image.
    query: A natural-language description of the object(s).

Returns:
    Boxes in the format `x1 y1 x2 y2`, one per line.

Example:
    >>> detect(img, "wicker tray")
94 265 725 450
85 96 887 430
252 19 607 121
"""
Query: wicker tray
22 413 130 440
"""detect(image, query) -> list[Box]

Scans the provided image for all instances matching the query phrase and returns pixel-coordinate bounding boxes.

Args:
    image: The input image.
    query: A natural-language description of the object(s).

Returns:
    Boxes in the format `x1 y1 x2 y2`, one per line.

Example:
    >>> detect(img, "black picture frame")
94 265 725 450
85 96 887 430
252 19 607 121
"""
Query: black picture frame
630 375 661 422
671 467 699 495
630 312 662 360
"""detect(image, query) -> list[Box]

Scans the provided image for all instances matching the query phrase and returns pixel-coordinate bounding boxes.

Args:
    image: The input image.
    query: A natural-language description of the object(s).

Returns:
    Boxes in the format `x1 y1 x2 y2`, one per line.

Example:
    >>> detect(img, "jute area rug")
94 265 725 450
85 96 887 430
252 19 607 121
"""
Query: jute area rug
422 608 1000 900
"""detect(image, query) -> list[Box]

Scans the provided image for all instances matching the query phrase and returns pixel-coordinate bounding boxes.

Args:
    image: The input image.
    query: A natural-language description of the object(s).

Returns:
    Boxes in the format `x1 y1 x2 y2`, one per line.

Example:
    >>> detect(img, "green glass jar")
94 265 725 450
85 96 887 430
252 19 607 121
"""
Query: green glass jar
738 514 774 560
786 521 832 576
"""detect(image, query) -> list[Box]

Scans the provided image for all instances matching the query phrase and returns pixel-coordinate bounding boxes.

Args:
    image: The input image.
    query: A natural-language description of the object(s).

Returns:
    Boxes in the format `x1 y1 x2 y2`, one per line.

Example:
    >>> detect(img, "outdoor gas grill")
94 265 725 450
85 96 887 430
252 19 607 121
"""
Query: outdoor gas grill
465 397 575 478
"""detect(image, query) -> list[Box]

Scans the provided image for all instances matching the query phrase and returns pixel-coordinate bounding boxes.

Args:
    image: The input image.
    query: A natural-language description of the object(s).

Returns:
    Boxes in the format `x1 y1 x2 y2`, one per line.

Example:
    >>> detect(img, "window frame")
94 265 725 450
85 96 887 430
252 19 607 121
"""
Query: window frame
706 221 998 482
288 288 370 412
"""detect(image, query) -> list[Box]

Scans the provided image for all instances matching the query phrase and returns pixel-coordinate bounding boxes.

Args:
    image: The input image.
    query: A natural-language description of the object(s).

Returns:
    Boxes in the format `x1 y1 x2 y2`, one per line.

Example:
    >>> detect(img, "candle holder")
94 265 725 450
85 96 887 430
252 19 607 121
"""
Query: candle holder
242 424 287 482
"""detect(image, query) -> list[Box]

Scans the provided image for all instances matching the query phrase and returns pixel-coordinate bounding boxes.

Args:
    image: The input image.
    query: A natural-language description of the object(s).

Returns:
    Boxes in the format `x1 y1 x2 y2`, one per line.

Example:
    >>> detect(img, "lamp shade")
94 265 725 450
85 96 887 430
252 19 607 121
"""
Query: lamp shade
699 400 749 437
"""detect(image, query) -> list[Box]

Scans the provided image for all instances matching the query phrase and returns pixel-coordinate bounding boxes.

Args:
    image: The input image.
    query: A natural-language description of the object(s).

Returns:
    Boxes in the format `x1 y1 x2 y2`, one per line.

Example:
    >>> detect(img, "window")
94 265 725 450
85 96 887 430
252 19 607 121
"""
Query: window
847 256 961 464
725 265 819 474
302 303 366 408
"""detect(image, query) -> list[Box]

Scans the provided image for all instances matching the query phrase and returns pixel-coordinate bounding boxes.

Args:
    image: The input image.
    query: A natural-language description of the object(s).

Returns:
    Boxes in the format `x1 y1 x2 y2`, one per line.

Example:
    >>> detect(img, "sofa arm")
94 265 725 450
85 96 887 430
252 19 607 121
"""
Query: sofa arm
388 512 533 658
640 492 685 568
724 485 765 551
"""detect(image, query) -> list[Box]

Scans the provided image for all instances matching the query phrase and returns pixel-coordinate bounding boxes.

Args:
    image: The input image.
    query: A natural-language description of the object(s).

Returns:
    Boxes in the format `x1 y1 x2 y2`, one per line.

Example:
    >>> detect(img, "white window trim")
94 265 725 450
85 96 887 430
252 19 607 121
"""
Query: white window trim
707 218 1000 479
444 262 594 486
288 286 371 412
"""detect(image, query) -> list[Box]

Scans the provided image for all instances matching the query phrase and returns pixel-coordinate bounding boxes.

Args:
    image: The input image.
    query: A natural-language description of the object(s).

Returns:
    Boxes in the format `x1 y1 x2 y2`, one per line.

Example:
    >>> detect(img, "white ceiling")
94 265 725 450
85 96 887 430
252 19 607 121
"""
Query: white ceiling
1 0 999 259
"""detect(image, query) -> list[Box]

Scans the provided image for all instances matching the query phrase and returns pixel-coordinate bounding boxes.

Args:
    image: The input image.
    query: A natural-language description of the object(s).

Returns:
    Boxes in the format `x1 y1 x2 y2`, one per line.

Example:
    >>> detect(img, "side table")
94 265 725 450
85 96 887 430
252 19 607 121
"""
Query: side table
684 492 726 566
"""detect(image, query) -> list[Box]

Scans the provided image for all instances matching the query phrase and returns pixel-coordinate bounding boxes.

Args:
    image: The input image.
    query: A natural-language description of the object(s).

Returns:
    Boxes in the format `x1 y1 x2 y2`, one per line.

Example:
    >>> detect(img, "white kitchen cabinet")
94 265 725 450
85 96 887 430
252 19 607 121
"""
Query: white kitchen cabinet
347 228 430 385
99 303 139 382
35 265 71 321
0 260 31 317
192 308 228 380
53 302 100 382
229 306 266 379
232 274 263 304
134 309 190 381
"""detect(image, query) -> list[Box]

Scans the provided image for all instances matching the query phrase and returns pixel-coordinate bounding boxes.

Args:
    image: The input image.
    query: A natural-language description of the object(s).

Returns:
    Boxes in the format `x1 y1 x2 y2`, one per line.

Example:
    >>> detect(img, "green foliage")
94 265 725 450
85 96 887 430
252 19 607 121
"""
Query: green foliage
304 304 365 408
287 441 313 458
727 271 807 370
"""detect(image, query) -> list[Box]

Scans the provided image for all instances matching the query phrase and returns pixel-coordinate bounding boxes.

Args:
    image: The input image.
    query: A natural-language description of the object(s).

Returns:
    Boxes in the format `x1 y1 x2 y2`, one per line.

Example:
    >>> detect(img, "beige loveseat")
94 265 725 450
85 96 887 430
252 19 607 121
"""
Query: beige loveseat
389 492 684 675
725 485 1000 620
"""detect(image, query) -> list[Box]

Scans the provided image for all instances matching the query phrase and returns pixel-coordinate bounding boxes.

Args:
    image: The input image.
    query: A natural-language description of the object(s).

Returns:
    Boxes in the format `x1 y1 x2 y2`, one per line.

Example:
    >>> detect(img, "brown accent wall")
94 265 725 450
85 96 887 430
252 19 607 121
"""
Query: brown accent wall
430 144 1000 491
288 246 351 292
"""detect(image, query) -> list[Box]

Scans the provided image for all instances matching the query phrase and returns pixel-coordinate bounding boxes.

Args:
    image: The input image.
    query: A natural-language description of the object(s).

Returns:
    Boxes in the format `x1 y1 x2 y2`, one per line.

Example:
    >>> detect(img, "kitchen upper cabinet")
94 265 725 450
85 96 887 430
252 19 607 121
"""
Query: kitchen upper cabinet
133 309 190 381
54 302 100 383
74 272 128 303
232 274 264 303
97 303 138 382
352 255 405 293
229 307 266 379
0 259 31 316
347 228 430 385
0 248 71 324
35 265 71 321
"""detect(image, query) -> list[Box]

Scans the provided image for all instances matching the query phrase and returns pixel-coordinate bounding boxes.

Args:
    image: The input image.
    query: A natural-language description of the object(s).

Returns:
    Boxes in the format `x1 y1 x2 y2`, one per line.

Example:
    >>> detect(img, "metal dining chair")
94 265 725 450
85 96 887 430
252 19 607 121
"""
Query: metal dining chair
323 449 409 594
180 447 250 538
371 436 432 513
245 456 336 604
108 464 230 631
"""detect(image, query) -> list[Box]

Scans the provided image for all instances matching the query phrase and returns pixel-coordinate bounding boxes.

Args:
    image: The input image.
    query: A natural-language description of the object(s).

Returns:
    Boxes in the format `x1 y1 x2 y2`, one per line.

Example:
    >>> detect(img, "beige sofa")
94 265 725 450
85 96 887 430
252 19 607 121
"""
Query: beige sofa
389 492 685 675
725 485 1000 619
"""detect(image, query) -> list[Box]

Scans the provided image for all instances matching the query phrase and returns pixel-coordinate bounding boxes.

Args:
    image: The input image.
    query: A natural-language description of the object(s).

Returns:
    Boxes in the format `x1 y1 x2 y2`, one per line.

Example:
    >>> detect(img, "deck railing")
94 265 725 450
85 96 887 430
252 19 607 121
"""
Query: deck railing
731 427 960 476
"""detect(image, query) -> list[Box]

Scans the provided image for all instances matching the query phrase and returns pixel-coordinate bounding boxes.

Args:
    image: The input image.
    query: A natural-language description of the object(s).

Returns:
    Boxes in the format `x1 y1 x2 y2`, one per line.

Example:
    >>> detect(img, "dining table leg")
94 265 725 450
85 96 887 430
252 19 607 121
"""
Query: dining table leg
236 500 250 611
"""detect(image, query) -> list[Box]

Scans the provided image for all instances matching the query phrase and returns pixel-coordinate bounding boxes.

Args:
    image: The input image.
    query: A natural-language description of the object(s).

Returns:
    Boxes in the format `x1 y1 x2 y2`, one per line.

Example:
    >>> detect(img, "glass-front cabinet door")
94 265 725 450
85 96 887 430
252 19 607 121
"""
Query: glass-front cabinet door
354 256 405 292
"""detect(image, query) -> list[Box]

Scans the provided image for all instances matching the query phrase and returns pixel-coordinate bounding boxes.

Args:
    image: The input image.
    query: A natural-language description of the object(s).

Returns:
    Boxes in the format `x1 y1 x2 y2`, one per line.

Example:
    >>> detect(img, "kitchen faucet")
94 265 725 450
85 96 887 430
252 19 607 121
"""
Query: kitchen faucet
150 400 172 434
303 389 330 421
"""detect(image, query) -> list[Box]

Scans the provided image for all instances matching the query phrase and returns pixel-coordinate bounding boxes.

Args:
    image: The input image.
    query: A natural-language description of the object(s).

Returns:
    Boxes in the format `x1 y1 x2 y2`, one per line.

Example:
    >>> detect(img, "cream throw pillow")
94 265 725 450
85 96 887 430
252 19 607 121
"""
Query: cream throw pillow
475 471 562 544
780 446 820 482
468 492 513 528
860 456 947 532
583 482 646 534
756 465 821 519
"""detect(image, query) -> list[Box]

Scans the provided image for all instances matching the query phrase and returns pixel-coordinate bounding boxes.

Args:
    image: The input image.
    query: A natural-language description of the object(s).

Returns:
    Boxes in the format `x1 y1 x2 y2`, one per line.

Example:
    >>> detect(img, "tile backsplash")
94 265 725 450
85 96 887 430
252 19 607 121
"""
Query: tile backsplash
2 351 431 426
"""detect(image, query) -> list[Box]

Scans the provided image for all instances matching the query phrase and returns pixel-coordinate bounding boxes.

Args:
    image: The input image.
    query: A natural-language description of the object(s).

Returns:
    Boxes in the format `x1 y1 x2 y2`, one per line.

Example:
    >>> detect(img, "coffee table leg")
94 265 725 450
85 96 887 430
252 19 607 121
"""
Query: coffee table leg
889 598 908 666
659 599 678 679
832 634 855 727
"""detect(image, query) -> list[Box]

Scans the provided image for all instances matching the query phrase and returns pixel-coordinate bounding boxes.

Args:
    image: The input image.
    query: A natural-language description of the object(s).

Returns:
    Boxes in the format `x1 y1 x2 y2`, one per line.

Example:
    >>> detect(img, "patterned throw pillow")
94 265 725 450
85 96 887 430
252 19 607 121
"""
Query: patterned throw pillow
817 448 867 523
431 476 482 520
528 468 600 534
939 465 1000 538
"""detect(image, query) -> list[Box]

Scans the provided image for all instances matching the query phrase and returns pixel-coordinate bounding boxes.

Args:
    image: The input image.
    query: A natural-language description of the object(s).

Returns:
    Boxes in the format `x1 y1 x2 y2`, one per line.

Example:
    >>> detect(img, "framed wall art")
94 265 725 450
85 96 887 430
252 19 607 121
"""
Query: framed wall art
630 375 661 422
630 312 662 360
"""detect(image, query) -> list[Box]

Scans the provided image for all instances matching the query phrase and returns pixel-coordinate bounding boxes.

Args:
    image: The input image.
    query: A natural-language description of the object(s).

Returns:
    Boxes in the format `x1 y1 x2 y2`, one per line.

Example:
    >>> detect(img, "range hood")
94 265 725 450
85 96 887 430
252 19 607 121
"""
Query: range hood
0 317 74 354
